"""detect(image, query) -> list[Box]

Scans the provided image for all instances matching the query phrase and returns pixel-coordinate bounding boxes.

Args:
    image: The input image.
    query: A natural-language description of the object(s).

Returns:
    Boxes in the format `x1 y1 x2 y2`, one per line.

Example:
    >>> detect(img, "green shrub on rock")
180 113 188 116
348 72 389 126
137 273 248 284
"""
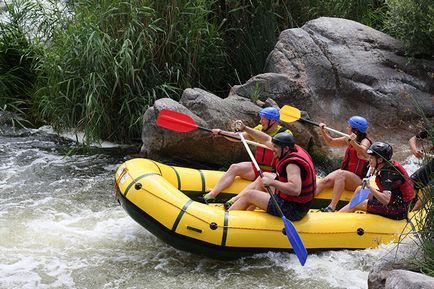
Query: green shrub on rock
385 0 434 56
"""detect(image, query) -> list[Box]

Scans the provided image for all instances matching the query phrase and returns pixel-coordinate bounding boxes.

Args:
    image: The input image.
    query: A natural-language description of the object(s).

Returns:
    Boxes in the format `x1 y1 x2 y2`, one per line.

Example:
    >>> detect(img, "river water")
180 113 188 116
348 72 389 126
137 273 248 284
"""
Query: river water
0 125 422 289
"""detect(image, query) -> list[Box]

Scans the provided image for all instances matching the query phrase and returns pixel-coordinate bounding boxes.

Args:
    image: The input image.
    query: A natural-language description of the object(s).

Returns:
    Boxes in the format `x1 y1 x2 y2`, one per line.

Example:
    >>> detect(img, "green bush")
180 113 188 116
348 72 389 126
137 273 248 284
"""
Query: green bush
411 124 433 276
308 0 388 30
414 179 434 276
0 21 37 123
3 0 431 143
384 0 434 56
33 0 227 143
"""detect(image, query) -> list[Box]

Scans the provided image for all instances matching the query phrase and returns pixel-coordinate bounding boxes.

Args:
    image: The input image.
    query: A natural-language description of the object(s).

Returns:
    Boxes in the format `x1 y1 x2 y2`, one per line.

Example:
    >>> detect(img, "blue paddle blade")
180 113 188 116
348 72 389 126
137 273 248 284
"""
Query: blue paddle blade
283 216 307 266
349 188 370 209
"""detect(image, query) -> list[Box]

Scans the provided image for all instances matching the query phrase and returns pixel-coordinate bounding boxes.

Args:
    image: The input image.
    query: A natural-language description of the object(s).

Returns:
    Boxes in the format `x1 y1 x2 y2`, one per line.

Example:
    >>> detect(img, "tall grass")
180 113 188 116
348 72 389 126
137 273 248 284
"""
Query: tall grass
308 0 388 30
411 138 433 276
32 0 227 143
1 0 430 143
0 18 37 126
217 0 285 85
400 92 434 276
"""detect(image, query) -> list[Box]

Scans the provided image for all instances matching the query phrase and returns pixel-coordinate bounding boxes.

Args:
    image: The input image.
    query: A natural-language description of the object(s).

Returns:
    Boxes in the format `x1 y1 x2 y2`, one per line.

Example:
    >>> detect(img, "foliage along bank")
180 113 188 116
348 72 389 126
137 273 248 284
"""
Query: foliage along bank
0 0 433 144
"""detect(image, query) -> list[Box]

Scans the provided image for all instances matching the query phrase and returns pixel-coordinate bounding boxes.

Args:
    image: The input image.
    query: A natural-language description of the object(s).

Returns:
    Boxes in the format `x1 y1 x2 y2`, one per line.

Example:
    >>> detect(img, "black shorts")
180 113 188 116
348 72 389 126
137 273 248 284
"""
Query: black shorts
267 194 311 221
410 159 434 190
367 198 408 220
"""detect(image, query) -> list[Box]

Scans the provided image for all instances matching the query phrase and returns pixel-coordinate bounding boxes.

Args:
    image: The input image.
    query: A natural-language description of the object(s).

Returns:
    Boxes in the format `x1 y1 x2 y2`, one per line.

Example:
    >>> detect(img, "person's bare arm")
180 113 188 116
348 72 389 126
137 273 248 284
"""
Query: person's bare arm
319 123 347 147
265 164 302 196
409 135 423 158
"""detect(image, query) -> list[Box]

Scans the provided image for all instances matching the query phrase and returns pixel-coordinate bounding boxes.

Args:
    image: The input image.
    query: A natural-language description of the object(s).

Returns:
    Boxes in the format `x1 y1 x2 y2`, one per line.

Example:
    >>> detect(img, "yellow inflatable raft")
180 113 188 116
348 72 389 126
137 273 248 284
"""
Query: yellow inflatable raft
114 158 417 260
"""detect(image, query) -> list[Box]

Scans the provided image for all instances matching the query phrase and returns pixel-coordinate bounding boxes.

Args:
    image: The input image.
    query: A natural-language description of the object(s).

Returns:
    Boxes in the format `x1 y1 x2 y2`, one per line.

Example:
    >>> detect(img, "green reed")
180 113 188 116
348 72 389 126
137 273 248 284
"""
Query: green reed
384 0 434 57
2 0 428 143
307 0 388 30
410 128 434 276
31 0 227 143
0 20 38 126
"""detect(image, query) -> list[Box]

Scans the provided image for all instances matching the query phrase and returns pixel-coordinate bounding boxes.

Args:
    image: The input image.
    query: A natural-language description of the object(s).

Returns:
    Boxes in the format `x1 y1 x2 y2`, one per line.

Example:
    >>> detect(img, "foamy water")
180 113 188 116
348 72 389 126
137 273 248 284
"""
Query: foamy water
0 125 421 289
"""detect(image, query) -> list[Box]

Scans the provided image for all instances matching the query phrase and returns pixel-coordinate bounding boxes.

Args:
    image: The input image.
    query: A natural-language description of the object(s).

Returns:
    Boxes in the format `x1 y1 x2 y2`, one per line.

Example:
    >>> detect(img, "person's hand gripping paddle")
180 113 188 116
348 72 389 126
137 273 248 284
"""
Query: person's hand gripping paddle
237 131 308 266
156 109 268 148
349 167 373 209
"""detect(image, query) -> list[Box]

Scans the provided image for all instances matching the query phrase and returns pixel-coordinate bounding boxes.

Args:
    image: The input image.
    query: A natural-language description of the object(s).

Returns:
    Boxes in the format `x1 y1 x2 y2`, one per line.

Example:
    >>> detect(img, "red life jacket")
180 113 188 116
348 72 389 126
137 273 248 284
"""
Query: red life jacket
275 145 316 203
375 160 415 203
340 141 371 178
254 125 289 171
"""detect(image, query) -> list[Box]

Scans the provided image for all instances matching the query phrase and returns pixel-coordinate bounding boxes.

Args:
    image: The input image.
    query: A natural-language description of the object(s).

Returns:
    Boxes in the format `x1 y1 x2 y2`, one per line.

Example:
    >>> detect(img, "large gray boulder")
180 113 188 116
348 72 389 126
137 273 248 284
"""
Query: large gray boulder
140 88 313 166
385 270 434 289
233 17 433 144
141 17 434 166
367 241 434 289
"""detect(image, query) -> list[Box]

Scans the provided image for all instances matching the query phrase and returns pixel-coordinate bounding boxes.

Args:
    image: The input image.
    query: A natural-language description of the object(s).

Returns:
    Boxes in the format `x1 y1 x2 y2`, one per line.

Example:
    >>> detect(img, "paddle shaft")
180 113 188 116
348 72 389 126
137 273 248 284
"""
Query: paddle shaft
157 109 269 149
238 133 286 218
349 166 373 209
209 127 269 149
299 118 350 138
361 166 373 189
238 132 307 265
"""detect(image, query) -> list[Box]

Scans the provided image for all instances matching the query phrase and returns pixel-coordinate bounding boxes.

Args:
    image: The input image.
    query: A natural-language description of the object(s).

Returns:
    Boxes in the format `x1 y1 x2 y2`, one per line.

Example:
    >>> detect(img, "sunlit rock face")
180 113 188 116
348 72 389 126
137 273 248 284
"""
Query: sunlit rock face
262 17 433 127
141 17 434 166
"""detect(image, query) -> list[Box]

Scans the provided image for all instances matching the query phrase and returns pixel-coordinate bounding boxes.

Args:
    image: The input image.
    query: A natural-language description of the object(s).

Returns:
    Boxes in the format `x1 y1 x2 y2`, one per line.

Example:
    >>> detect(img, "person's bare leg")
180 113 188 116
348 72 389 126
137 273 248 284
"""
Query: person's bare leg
207 161 255 199
411 189 424 211
340 193 368 213
229 189 271 211
328 170 362 210
315 171 335 196
224 174 269 210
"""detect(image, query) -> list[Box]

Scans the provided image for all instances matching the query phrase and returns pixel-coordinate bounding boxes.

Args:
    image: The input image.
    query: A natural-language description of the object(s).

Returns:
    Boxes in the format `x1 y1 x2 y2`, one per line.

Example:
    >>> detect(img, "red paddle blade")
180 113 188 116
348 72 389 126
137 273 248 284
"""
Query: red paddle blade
156 109 199 133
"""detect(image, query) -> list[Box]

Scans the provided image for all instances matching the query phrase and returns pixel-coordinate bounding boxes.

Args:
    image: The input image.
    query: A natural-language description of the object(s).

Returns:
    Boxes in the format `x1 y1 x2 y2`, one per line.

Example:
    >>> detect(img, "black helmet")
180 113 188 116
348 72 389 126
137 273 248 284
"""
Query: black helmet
367 142 393 160
272 132 295 150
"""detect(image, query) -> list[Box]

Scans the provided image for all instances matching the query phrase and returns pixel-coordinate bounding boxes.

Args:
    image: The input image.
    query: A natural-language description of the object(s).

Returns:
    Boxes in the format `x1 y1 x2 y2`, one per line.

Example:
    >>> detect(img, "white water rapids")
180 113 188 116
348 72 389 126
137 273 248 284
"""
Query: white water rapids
0 125 422 289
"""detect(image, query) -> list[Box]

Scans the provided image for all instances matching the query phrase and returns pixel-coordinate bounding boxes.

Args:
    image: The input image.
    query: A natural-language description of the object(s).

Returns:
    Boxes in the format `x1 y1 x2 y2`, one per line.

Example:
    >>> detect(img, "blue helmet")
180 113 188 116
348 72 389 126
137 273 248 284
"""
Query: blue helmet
348 116 368 133
259 107 280 121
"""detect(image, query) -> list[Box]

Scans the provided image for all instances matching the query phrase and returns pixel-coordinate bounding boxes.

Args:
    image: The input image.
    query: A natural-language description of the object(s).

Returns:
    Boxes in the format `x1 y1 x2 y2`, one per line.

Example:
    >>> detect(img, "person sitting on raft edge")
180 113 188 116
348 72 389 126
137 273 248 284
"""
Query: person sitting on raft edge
201 107 291 203
226 125 317 222
315 116 372 212
408 129 433 211
340 142 414 220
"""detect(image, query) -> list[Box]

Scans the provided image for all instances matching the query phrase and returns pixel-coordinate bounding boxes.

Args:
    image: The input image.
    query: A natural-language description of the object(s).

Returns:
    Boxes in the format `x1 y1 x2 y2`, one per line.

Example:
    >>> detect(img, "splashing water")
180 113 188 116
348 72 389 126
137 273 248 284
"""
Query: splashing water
0 125 420 289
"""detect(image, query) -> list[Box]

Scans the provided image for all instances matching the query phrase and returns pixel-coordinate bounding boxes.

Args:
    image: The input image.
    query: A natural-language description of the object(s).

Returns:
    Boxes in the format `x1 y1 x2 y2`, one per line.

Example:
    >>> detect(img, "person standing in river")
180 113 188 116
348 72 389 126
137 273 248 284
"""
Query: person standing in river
201 107 291 203
408 129 433 211
315 116 372 212
340 142 414 220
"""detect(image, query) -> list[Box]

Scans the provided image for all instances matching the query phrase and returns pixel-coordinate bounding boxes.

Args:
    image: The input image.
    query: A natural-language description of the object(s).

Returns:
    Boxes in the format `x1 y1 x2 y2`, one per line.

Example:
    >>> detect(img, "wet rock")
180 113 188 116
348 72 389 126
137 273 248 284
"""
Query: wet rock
367 241 430 289
261 17 433 128
141 17 434 166
385 270 434 289
140 88 314 166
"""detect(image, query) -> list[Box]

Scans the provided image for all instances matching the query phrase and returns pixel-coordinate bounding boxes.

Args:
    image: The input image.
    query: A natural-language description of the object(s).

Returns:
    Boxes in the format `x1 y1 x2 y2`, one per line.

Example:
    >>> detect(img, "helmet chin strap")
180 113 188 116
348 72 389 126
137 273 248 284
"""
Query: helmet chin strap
262 119 275 132
374 157 384 171
278 146 290 160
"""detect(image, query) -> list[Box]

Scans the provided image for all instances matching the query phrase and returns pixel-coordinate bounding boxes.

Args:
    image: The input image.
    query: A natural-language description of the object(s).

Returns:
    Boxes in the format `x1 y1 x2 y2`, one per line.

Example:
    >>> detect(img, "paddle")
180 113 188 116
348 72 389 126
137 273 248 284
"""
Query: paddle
237 132 308 266
279 105 350 138
156 109 268 149
349 167 373 209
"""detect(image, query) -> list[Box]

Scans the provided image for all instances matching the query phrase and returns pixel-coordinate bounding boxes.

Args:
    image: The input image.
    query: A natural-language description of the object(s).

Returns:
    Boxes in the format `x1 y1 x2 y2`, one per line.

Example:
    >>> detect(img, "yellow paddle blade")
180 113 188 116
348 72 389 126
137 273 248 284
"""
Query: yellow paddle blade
279 105 301 123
